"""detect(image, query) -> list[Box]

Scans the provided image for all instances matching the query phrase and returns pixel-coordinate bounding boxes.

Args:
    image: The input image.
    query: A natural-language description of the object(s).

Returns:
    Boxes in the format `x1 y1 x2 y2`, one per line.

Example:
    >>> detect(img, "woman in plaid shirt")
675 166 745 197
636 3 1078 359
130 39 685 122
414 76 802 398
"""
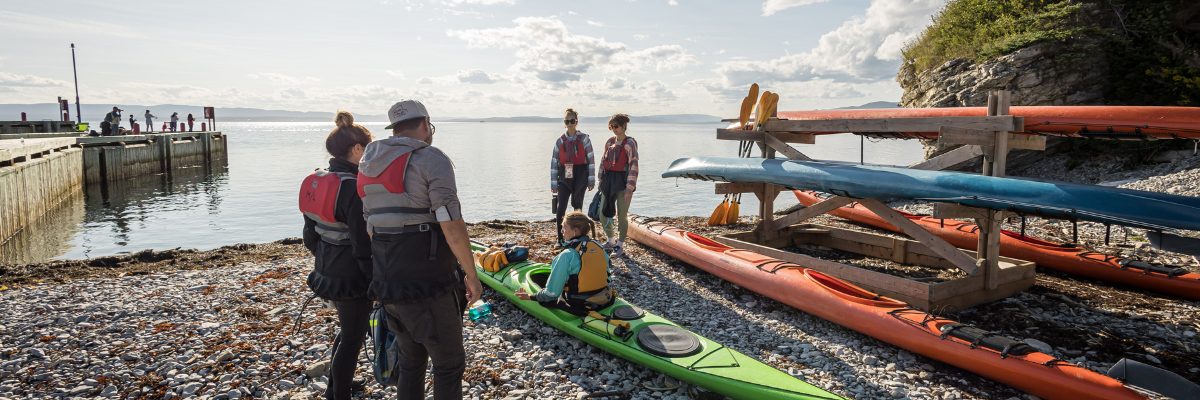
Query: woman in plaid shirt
596 114 639 256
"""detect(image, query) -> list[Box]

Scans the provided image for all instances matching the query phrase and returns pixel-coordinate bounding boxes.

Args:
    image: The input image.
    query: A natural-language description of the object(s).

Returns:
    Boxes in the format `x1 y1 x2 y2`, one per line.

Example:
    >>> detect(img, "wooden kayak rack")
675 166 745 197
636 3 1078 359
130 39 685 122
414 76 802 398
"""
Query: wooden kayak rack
713 90 1043 311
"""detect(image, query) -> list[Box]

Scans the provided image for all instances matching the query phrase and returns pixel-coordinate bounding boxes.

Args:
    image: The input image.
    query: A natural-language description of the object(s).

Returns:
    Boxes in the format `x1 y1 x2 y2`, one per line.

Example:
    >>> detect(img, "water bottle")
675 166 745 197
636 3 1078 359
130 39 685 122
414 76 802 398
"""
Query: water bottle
467 300 492 321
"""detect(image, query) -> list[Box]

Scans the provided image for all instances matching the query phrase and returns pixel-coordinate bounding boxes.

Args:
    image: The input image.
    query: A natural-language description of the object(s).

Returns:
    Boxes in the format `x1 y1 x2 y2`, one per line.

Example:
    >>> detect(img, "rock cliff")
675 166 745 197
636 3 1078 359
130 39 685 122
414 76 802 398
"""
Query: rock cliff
897 42 1107 163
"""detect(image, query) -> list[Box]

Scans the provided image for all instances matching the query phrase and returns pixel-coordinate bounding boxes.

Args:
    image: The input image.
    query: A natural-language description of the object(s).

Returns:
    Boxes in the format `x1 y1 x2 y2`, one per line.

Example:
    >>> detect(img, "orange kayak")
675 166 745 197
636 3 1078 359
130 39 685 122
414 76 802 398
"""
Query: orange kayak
793 191 1200 301
763 106 1200 139
628 217 1152 400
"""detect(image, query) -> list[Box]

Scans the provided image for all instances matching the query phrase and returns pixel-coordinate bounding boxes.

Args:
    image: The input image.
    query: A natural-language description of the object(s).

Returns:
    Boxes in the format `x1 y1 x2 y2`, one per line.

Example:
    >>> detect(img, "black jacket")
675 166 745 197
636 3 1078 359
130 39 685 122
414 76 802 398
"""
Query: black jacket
303 157 373 300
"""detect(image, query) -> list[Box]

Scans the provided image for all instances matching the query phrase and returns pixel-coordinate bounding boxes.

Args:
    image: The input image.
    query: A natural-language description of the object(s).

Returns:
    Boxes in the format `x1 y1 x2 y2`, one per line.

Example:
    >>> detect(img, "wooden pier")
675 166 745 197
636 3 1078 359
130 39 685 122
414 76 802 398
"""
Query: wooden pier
0 131 226 245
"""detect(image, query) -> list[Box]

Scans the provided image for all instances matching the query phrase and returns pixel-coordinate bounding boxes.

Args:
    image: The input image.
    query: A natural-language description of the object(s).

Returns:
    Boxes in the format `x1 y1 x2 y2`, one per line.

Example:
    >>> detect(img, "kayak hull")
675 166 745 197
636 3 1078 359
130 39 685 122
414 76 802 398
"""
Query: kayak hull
627 219 1148 400
772 106 1200 139
470 242 842 400
662 156 1200 232
793 190 1200 301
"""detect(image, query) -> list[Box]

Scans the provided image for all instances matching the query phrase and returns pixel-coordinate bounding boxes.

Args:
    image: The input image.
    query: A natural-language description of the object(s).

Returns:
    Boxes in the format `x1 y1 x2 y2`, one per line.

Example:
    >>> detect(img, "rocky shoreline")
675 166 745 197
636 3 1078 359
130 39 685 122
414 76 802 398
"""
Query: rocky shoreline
2 153 1199 400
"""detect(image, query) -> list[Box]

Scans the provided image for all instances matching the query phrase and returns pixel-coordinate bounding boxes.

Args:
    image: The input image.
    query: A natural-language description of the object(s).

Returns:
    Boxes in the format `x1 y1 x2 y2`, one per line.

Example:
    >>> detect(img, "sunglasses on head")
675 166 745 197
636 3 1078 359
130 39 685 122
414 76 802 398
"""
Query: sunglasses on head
564 119 577 124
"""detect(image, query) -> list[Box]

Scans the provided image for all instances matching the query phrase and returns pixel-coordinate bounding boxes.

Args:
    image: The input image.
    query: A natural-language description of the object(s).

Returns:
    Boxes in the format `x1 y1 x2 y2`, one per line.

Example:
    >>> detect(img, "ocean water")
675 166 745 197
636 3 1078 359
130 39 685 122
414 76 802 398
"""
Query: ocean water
0 121 924 264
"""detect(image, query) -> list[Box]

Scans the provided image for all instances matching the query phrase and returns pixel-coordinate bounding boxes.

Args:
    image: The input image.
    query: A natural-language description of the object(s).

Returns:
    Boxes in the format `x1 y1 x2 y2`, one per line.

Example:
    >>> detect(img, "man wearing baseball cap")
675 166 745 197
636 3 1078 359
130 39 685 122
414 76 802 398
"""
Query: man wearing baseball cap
357 99 481 400
104 107 123 136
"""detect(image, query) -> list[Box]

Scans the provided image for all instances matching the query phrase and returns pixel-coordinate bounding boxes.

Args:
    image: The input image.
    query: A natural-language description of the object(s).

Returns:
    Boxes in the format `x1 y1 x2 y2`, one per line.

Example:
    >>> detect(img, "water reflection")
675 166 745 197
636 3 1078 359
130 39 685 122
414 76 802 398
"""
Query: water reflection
0 191 86 265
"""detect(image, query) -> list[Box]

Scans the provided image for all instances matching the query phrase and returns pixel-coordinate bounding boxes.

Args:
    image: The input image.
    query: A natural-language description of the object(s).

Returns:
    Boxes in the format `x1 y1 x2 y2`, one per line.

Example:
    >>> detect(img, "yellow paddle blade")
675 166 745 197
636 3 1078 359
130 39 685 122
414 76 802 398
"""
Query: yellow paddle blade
748 84 759 107
755 91 773 128
759 93 780 129
738 96 754 128
724 200 740 224
708 198 730 226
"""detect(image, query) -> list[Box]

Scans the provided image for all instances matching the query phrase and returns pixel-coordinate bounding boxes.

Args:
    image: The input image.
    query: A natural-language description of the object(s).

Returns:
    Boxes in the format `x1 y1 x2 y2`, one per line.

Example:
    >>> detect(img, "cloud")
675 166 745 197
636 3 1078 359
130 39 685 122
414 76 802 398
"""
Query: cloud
712 0 941 88
259 72 321 85
669 0 678 4
604 76 630 89
456 69 502 84
446 17 698 87
632 34 649 40
279 88 307 99
641 80 677 101
761 0 830 16
449 0 516 5
417 77 434 85
587 20 603 27
0 71 69 87
387 70 405 78
0 11 143 38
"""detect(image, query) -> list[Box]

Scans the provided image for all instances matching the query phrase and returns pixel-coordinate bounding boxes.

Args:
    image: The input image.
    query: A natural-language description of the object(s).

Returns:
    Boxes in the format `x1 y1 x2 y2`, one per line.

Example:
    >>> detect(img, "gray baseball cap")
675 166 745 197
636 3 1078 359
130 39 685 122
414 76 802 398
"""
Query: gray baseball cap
384 100 429 129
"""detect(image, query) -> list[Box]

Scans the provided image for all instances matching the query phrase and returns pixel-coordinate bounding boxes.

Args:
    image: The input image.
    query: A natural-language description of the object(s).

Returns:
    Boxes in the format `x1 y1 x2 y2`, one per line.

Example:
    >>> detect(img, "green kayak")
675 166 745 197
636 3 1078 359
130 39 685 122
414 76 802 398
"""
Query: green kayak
471 242 843 400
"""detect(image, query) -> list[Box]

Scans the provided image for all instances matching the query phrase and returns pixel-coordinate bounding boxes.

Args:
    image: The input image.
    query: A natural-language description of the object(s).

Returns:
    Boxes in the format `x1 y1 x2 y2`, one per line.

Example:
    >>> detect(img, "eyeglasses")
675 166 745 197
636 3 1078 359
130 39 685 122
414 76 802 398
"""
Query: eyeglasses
564 119 577 125
609 124 623 129
429 122 436 135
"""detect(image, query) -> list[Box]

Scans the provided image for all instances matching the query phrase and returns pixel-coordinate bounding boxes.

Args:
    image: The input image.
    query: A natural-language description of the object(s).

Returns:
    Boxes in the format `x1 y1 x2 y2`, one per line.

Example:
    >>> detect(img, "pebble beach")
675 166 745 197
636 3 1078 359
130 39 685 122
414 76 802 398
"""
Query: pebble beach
2 153 1199 400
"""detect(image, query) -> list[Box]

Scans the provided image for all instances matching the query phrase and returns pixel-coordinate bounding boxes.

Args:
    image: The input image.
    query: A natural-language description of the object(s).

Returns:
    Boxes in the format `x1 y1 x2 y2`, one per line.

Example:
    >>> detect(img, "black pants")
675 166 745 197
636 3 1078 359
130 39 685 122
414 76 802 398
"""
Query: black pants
599 170 628 218
327 299 372 400
556 163 590 242
384 286 466 400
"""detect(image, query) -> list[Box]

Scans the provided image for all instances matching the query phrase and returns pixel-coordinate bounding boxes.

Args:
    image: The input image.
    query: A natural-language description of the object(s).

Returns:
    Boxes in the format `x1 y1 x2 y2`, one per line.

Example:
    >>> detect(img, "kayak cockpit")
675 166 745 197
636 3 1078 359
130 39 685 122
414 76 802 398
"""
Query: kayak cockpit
804 269 906 307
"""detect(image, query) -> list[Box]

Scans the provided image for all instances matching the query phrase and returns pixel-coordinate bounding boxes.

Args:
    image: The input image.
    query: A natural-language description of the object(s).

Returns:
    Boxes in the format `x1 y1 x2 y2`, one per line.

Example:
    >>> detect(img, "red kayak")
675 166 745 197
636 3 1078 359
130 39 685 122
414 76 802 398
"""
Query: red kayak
764 106 1200 139
793 190 1200 301
629 217 1155 400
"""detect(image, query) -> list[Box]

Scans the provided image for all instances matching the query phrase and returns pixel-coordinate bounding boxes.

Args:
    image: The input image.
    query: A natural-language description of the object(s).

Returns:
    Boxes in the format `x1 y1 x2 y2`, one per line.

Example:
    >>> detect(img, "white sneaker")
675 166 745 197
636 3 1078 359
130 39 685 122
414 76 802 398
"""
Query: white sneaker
610 245 624 257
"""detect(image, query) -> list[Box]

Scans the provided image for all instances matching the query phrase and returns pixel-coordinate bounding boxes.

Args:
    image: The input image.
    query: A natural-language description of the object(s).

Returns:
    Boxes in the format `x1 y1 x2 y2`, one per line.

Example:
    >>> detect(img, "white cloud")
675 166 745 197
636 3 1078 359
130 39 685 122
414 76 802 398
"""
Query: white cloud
449 0 516 5
259 72 321 85
387 70 405 78
446 17 698 86
279 88 307 99
587 20 604 27
0 71 69 87
568 11 577 15
632 34 649 41
0 11 143 38
761 0 830 16
669 0 678 5
713 0 941 88
456 69 503 84
641 80 677 101
715 50 726 55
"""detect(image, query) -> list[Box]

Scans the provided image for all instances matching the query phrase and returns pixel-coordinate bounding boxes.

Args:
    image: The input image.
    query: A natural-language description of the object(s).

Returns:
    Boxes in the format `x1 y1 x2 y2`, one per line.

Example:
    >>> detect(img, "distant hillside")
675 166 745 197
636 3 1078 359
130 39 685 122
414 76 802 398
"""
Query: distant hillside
835 101 899 110
0 103 720 124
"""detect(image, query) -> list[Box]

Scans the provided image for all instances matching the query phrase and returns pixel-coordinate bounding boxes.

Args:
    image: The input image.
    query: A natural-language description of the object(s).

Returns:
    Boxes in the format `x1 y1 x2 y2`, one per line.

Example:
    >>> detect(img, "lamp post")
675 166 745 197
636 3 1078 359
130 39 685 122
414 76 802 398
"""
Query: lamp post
71 43 81 124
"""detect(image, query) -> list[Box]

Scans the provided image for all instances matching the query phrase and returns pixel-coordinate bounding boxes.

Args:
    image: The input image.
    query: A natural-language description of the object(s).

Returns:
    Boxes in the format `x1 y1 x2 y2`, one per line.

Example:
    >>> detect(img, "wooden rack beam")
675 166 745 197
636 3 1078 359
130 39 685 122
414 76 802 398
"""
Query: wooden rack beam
770 195 853 230
857 198 981 275
716 129 816 144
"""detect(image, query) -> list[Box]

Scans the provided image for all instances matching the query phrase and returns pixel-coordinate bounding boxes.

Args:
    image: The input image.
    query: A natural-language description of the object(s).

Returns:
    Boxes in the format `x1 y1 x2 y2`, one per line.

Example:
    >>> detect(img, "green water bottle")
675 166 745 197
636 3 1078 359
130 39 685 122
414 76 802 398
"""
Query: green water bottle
467 300 492 321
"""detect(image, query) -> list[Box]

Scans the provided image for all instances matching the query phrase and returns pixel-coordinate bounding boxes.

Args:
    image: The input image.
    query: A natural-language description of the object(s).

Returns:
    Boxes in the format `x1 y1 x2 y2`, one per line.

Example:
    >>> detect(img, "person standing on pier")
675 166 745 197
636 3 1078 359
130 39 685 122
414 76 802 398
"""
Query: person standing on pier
300 111 375 400
597 114 639 256
128 114 136 133
170 112 179 132
104 107 122 136
144 110 156 132
357 99 482 400
187 113 195 132
550 108 595 244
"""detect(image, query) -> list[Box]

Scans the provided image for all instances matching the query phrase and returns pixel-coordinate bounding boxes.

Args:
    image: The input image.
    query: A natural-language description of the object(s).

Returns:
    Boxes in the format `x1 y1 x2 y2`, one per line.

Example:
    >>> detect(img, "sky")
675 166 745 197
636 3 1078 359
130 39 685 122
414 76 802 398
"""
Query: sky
0 0 946 118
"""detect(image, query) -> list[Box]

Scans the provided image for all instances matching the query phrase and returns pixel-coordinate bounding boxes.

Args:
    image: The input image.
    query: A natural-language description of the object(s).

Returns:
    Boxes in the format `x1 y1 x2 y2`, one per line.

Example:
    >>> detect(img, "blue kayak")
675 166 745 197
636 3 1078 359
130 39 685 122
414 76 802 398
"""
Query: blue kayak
663 157 1200 232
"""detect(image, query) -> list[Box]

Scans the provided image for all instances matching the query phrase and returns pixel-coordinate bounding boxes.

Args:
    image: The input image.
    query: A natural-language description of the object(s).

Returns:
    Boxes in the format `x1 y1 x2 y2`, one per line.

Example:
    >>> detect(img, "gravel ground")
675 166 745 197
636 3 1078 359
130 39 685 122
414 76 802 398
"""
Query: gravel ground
1 154 1198 400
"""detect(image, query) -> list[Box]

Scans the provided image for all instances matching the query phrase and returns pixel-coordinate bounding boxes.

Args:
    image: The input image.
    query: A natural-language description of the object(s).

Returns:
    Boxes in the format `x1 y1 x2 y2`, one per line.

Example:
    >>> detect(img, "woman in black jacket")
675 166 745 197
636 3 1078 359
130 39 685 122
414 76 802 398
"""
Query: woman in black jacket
301 111 374 400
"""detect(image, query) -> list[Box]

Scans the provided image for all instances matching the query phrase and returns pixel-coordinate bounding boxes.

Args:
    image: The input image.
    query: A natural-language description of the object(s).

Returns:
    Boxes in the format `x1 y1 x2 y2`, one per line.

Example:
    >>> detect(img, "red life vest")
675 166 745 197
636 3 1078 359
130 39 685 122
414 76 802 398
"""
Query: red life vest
602 138 629 171
299 170 356 244
300 170 351 224
558 134 586 166
357 153 411 198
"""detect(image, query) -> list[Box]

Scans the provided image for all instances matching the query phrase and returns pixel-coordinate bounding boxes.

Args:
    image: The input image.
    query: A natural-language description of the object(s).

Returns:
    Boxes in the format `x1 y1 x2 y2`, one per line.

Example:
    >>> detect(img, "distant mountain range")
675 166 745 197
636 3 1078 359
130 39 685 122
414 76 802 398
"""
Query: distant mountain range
835 101 899 109
0 101 898 124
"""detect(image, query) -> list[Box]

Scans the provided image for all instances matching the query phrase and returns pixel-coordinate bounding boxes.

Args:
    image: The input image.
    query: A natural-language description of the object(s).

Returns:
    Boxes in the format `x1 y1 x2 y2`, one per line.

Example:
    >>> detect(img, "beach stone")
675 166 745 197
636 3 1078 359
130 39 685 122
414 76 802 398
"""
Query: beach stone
305 361 330 377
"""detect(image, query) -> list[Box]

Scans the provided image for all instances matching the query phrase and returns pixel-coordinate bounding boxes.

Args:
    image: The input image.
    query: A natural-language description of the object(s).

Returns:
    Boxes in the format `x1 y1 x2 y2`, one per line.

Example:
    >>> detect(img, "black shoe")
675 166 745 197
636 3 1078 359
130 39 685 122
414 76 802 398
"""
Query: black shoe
351 378 367 392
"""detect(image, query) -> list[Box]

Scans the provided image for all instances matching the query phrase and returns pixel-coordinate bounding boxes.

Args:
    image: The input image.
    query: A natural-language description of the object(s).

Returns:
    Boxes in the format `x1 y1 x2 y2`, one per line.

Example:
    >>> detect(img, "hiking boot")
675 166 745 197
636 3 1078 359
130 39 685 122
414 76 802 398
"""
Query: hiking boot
610 245 624 257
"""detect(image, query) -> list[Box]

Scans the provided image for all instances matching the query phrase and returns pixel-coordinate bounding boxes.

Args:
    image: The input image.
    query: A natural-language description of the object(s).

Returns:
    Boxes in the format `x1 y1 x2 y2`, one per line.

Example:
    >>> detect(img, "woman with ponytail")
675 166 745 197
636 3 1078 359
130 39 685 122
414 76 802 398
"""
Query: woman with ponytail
300 111 374 399
516 211 614 315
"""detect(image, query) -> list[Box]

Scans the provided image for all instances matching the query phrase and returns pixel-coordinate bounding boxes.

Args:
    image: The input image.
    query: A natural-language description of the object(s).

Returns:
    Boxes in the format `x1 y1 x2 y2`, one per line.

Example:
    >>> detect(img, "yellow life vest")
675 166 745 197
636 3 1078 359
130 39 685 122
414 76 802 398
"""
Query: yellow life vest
564 239 609 296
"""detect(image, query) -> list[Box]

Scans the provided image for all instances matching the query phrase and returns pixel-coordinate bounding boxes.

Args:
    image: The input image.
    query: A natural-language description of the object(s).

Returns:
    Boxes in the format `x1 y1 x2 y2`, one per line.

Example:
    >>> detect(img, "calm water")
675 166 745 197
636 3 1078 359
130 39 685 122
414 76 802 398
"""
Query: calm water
0 122 924 264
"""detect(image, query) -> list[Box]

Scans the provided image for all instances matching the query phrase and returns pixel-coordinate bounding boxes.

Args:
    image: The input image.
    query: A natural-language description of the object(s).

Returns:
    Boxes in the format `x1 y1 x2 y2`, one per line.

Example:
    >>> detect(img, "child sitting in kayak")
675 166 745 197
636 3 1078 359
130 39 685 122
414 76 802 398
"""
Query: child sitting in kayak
516 211 613 314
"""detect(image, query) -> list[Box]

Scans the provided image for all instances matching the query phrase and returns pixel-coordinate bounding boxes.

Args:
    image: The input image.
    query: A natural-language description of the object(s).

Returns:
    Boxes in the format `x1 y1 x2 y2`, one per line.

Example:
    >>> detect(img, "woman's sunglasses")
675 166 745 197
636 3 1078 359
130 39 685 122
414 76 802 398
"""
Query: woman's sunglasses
564 119 577 125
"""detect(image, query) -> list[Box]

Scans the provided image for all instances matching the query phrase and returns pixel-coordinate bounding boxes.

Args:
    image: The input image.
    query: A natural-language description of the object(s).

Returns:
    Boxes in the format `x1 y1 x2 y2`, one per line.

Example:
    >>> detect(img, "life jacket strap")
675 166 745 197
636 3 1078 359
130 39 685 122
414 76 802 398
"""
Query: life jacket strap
370 206 434 215
373 223 440 261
